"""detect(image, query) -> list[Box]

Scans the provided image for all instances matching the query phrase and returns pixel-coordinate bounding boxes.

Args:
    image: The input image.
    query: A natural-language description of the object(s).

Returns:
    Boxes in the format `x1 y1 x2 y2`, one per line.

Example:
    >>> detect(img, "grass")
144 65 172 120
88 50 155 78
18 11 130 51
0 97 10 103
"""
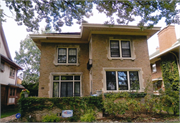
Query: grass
1 108 20 118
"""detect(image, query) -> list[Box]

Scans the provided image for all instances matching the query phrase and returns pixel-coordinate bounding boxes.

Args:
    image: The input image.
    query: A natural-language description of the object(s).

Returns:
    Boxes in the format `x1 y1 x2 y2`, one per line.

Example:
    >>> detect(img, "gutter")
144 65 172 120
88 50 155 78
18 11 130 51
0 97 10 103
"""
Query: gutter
150 43 180 60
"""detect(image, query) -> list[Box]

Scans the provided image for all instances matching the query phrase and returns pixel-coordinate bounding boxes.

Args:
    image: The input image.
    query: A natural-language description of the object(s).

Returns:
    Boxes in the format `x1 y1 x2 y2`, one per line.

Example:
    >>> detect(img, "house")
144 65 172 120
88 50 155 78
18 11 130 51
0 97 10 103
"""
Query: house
149 25 180 94
30 23 160 98
0 22 24 107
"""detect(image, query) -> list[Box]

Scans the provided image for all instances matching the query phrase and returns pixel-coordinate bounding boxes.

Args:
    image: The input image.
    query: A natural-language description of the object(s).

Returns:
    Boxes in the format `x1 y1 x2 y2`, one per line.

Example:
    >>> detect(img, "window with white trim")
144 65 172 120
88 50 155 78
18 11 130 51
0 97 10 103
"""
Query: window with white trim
10 67 15 78
152 64 157 73
106 71 140 91
110 40 132 58
53 75 81 97
58 48 77 63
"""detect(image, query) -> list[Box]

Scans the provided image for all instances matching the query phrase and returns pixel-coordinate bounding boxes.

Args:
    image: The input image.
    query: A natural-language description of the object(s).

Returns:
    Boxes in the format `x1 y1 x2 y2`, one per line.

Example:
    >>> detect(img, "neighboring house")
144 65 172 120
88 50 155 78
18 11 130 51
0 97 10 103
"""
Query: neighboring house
0 22 24 107
149 25 180 94
30 23 160 98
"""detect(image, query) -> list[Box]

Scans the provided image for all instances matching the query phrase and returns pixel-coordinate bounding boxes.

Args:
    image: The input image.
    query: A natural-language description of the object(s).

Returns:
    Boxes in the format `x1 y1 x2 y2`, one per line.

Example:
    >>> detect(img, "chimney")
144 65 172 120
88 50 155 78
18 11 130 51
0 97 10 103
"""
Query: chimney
158 25 177 52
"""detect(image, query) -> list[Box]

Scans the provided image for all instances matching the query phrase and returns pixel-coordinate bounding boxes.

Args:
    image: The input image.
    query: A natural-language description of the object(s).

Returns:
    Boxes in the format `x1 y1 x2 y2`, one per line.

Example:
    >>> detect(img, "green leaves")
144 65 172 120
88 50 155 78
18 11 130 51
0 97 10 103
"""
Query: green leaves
2 0 180 32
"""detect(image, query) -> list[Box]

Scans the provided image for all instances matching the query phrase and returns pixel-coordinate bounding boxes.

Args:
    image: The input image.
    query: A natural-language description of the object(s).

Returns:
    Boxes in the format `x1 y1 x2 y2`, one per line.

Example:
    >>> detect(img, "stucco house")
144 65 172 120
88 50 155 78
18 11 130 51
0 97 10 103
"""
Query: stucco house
149 25 180 94
30 23 160 98
0 23 24 107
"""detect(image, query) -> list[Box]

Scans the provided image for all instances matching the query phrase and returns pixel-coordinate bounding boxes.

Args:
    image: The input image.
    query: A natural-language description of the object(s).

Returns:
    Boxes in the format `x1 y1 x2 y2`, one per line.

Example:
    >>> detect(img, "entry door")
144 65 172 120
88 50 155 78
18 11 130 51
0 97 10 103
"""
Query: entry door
61 82 73 97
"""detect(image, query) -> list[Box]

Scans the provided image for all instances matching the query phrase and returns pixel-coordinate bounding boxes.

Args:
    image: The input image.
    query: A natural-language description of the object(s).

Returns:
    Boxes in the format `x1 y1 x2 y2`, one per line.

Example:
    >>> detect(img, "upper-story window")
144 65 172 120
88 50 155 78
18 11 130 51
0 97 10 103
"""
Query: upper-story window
10 67 15 78
0 62 5 72
109 39 133 59
152 63 157 73
58 48 77 63
55 45 79 66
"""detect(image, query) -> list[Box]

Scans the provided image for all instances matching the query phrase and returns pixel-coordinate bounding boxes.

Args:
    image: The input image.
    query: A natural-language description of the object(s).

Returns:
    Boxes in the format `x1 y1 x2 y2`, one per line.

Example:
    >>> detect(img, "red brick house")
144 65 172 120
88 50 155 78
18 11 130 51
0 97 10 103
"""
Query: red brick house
0 22 24 107
150 25 180 94
30 24 160 97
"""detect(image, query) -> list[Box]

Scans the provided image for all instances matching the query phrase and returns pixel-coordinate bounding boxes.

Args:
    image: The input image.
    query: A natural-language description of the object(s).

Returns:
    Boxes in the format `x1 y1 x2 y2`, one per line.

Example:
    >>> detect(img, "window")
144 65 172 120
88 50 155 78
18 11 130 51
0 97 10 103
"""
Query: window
152 64 157 73
110 40 132 58
58 48 77 64
52 75 81 97
0 62 4 72
106 71 140 91
10 67 15 78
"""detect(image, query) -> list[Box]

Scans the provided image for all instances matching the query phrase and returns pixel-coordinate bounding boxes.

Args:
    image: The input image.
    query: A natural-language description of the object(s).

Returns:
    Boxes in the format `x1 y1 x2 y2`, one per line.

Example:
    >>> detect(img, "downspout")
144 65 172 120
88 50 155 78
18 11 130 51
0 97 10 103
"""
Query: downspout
170 52 180 77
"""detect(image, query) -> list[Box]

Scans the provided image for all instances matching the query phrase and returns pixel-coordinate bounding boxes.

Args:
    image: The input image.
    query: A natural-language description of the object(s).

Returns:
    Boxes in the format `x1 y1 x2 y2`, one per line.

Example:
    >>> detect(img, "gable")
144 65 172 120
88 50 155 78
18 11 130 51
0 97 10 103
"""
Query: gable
0 23 11 59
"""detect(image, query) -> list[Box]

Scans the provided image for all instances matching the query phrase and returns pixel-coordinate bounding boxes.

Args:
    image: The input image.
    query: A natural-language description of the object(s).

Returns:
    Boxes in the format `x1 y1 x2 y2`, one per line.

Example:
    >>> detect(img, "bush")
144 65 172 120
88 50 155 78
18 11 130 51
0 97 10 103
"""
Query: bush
42 113 60 122
80 109 96 122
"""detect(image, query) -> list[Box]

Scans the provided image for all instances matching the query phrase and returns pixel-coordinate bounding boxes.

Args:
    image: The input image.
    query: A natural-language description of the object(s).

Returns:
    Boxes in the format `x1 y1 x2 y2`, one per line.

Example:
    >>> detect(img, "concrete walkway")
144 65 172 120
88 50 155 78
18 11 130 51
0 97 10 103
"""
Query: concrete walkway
0 114 17 122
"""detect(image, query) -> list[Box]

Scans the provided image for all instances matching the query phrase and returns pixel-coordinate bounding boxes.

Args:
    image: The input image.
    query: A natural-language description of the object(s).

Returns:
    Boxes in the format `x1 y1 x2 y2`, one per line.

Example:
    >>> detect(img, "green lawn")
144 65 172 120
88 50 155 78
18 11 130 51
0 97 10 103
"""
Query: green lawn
1 108 19 118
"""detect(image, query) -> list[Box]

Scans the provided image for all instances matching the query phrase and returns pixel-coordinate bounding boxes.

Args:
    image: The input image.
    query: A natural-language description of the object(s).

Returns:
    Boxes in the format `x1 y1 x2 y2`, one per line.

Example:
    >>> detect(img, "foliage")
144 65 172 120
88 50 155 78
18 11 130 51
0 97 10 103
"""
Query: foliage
18 96 103 121
2 0 180 32
104 97 128 117
14 36 40 96
21 82 38 96
42 113 60 122
80 109 96 122
20 89 30 98
14 36 40 83
160 55 179 91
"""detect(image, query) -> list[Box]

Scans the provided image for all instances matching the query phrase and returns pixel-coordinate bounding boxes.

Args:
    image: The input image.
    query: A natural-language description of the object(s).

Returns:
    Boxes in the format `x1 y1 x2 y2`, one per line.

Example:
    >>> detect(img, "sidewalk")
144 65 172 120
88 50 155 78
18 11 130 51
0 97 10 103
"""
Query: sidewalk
0 114 17 122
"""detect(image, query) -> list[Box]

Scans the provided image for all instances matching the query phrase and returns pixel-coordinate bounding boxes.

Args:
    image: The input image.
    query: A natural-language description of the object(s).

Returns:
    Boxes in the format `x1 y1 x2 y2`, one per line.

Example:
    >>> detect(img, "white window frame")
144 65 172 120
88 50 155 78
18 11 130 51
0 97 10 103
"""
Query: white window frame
54 45 80 66
50 72 82 98
108 39 135 60
103 67 144 93
9 67 15 78
152 63 157 73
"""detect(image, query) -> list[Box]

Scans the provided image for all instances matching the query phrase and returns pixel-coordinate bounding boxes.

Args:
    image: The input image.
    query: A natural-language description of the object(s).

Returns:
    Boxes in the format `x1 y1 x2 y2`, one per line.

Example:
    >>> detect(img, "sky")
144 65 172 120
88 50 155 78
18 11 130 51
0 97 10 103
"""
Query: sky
1 1 180 60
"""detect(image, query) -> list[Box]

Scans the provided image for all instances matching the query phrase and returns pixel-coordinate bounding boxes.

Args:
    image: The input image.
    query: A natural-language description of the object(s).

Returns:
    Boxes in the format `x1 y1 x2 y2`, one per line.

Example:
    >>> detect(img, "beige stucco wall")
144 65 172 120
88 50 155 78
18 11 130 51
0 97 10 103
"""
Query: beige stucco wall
38 34 153 97
0 63 17 85
0 35 8 57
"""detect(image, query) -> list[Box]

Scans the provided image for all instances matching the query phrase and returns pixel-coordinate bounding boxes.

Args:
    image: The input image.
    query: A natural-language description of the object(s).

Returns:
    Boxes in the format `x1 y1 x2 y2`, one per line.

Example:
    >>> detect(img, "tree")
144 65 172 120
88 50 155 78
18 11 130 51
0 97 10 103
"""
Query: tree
1 0 180 32
14 36 40 96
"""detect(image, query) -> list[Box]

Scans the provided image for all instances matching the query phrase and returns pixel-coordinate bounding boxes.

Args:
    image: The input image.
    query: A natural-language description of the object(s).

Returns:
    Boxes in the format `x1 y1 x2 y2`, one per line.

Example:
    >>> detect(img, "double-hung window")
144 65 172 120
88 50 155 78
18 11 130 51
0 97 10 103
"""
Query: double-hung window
58 48 77 64
10 67 15 78
110 40 131 58
53 75 81 97
106 70 140 91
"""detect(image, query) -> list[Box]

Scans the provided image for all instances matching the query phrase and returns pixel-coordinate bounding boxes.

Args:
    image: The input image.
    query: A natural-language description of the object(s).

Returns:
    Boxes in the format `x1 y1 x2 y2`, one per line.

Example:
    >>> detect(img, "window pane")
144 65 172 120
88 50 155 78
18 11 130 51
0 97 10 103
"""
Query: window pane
58 48 67 63
106 71 116 90
68 48 77 63
118 71 128 90
59 48 66 55
129 71 139 90
61 82 66 97
67 82 73 97
53 82 59 97
61 76 73 80
110 41 120 57
121 41 131 57
75 76 80 80
74 82 80 96
53 76 59 80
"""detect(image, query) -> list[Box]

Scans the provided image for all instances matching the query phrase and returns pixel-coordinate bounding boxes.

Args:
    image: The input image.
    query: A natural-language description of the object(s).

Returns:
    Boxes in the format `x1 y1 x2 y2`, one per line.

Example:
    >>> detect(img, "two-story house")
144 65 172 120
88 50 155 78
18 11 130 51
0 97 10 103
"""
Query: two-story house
30 24 160 98
0 22 24 107
150 25 180 94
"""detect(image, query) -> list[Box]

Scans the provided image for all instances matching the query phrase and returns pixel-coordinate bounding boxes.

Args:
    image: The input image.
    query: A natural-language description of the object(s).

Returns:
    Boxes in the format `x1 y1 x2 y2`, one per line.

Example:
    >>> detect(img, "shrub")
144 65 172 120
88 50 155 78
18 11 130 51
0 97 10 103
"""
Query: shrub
80 109 96 122
104 97 128 117
42 113 60 122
